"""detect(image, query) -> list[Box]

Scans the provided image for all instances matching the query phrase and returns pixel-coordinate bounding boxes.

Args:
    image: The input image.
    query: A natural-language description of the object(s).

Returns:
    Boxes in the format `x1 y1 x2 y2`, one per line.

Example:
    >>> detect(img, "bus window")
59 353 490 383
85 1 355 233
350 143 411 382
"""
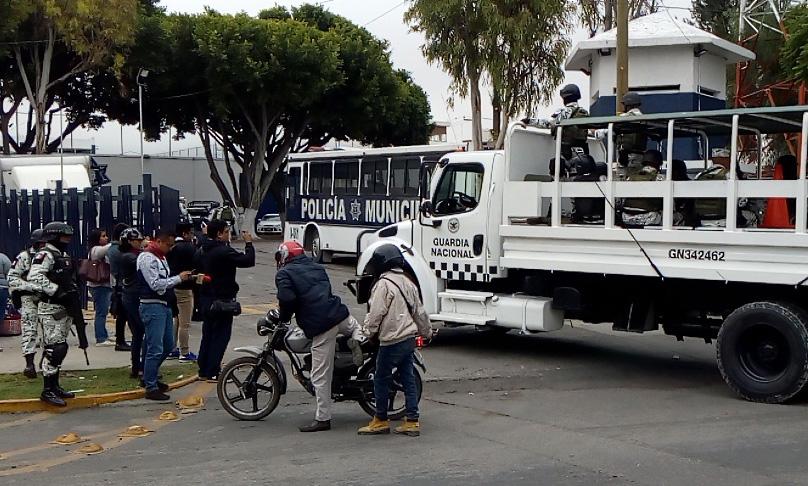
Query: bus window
390 156 421 197
362 158 388 195
334 159 359 195
309 162 332 195
405 157 420 196
286 167 301 207
390 158 407 196
432 163 484 215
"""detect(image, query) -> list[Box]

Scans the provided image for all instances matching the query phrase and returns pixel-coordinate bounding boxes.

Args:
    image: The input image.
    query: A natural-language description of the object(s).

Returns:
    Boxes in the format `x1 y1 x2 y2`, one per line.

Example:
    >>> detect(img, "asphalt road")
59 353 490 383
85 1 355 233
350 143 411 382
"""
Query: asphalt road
2 240 808 485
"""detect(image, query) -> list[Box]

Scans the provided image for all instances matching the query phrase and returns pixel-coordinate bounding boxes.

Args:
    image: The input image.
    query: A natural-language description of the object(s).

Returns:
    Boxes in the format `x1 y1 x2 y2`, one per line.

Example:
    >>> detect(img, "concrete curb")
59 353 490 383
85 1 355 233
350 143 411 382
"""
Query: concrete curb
0 375 200 414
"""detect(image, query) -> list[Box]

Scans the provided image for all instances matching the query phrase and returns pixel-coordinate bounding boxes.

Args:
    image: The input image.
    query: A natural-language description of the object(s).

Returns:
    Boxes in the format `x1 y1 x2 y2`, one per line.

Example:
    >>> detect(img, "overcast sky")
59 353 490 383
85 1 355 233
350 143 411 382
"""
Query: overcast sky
58 0 693 155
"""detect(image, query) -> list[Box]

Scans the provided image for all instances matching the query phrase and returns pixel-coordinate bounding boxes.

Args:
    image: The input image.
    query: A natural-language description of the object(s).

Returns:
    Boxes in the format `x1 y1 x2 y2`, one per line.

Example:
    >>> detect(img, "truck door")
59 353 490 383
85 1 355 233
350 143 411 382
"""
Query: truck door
421 161 492 283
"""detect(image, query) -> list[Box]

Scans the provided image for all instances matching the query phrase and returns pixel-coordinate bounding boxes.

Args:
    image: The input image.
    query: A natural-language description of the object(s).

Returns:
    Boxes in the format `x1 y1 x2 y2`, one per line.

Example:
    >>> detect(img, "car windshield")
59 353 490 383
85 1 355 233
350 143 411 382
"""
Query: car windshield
261 215 280 222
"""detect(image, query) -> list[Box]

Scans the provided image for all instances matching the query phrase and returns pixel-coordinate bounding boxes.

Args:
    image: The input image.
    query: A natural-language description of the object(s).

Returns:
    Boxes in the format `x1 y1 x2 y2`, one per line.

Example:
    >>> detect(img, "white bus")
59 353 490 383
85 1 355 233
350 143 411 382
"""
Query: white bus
283 144 460 262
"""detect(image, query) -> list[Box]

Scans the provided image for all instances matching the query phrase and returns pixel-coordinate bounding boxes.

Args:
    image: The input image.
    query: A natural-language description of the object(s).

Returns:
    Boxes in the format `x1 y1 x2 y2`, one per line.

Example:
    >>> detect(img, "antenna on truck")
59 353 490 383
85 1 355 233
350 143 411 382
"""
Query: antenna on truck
592 180 665 280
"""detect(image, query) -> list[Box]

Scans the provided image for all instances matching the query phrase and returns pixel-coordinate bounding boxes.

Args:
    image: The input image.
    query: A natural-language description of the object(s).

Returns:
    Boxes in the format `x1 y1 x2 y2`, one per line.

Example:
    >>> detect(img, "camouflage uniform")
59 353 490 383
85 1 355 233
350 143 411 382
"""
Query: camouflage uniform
7 248 40 356
526 102 590 160
27 243 74 377
616 107 646 180
622 165 663 227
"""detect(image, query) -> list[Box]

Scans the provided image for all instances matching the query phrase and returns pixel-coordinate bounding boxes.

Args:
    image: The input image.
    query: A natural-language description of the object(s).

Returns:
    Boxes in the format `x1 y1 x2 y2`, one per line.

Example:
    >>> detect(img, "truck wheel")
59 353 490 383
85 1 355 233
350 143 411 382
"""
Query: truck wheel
716 301 808 403
304 227 323 263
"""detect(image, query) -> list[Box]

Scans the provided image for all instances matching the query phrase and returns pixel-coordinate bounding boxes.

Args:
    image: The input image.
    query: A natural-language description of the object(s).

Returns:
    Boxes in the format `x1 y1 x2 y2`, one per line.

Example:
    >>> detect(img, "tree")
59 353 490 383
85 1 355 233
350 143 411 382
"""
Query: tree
406 0 490 150
119 6 432 235
781 4 808 84
486 0 572 148
1 0 138 153
578 0 659 36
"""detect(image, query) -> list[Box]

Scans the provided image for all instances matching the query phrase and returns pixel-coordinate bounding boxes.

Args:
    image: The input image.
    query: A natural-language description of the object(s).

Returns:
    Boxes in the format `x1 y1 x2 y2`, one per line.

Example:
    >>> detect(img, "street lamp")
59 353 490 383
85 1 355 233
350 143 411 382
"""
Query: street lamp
137 68 150 178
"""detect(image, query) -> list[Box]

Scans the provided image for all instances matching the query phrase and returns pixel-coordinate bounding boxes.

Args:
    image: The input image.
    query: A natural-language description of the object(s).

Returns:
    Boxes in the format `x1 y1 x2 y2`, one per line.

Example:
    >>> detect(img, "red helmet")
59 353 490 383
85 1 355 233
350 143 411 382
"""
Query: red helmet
275 241 304 267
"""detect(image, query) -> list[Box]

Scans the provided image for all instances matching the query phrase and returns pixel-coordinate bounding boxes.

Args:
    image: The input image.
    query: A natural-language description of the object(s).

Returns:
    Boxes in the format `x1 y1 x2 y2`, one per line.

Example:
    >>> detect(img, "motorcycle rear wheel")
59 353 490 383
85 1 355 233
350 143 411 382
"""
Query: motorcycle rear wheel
357 367 423 420
217 356 282 421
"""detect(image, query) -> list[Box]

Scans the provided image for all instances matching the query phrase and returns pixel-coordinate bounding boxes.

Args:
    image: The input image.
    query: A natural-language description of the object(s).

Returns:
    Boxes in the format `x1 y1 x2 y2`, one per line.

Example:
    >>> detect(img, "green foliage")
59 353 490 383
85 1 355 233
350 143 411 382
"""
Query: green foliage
781 4 808 83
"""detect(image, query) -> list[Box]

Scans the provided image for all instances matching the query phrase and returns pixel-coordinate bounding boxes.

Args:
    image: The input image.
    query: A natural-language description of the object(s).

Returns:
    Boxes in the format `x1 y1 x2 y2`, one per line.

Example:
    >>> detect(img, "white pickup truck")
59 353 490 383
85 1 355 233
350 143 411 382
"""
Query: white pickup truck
353 105 808 404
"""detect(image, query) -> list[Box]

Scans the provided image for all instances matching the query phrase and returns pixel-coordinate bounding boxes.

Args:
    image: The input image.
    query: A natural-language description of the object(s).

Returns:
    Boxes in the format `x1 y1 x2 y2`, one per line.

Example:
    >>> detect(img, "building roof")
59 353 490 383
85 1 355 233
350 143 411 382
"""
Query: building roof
566 12 755 71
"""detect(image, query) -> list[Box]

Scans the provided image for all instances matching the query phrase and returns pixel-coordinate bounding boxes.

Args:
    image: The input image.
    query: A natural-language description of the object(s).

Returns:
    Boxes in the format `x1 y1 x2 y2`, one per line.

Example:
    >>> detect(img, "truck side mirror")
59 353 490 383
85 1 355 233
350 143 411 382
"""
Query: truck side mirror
420 200 433 216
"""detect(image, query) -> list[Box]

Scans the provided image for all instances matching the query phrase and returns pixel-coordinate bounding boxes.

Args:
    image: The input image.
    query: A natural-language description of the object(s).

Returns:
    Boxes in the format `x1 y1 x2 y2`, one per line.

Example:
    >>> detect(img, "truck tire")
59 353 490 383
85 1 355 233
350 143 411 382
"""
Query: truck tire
716 301 808 403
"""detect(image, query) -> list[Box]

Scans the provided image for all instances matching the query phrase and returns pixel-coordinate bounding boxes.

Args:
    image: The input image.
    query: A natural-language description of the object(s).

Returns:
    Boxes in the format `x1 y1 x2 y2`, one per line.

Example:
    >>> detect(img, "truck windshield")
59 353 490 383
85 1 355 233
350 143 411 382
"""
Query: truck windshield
432 163 484 215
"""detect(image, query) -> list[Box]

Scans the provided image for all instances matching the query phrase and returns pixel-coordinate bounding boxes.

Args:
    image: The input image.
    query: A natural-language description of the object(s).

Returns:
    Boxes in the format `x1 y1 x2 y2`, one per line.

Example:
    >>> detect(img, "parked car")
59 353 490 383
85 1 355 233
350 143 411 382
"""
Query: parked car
188 200 220 228
256 213 282 235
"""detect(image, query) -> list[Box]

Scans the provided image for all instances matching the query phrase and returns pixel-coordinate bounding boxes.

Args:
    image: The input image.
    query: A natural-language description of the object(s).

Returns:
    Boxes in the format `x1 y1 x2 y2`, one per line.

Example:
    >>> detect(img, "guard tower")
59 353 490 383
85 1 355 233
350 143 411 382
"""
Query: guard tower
566 12 755 117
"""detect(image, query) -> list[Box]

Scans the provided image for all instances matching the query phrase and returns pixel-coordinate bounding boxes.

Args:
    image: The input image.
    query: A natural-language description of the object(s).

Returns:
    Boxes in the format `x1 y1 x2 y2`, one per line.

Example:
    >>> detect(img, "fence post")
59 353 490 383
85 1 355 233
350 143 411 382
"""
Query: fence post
54 180 64 221
31 190 41 231
142 174 153 236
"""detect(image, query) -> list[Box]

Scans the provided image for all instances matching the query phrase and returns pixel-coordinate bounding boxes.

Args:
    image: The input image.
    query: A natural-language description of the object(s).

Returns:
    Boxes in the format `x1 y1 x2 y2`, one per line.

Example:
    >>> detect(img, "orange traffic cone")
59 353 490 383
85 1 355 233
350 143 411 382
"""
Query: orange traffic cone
760 163 794 229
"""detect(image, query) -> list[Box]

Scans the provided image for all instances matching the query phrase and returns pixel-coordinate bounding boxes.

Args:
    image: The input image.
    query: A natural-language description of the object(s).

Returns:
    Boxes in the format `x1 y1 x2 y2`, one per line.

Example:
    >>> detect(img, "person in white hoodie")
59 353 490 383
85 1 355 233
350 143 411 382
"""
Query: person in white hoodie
357 245 432 437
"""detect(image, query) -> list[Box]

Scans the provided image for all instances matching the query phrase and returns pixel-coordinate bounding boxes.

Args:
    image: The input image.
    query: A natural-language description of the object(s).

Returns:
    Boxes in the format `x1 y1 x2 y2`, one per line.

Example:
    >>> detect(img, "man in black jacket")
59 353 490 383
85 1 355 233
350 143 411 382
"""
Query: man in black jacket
167 223 197 361
275 240 364 433
197 220 255 381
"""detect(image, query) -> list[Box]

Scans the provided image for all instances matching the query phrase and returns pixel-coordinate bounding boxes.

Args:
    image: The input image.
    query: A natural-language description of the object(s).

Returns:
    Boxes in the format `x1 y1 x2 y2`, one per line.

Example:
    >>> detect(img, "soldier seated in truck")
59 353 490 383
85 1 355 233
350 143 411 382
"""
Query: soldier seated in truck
620 149 663 227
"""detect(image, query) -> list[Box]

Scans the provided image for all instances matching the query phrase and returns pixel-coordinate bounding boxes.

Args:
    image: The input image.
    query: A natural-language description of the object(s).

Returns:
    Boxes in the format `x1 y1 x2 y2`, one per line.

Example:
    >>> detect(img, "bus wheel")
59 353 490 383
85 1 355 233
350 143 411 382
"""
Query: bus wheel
304 227 323 263
716 301 808 403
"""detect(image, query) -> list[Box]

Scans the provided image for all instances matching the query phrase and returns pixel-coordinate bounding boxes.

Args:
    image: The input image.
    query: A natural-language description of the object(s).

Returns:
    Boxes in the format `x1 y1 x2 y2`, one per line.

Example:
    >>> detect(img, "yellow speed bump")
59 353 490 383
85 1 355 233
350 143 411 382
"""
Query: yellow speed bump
118 425 153 438
75 443 104 455
158 411 181 422
51 432 85 445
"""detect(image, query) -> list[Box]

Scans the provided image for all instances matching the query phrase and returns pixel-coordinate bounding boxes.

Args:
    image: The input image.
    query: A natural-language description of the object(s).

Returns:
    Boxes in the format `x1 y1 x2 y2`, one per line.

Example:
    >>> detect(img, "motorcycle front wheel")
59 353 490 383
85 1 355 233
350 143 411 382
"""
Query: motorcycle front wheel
357 367 423 420
217 356 282 421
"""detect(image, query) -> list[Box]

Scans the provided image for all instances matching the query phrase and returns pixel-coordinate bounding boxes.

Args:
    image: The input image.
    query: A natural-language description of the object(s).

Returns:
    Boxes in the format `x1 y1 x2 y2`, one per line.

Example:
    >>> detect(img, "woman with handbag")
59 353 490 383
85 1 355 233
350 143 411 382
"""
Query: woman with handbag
84 229 115 346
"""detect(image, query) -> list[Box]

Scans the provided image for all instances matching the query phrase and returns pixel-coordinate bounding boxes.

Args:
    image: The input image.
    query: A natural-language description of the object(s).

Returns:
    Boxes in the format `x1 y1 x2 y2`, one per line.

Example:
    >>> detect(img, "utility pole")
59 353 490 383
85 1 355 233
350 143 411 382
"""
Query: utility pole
616 0 629 114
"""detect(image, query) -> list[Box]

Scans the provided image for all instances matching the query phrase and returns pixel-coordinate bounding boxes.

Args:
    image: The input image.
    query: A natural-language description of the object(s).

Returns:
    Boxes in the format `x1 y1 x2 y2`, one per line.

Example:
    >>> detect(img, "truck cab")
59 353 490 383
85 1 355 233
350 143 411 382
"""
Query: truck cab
355 106 808 404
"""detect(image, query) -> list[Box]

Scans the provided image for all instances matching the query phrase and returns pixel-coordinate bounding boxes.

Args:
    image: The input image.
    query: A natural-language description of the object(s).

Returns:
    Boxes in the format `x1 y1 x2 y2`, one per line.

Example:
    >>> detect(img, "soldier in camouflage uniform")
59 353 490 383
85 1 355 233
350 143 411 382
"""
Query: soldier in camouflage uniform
615 91 647 180
27 222 84 407
7 229 47 378
621 149 664 227
523 84 590 160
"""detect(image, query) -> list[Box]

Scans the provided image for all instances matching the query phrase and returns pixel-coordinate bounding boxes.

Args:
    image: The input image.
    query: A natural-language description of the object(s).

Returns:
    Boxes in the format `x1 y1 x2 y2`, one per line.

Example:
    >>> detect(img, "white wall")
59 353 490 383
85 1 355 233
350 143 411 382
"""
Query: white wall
590 45 729 99
94 155 241 203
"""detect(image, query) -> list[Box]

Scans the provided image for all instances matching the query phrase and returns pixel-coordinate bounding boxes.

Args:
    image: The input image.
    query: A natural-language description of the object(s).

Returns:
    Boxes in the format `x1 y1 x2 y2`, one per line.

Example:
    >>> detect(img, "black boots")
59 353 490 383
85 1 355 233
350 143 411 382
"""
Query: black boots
40 374 74 407
23 354 37 379
299 420 331 432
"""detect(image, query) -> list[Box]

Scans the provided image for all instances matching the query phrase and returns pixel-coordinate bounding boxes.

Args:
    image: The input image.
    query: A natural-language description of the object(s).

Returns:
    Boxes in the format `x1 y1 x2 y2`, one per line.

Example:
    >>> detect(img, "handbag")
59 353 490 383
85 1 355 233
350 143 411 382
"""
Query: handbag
209 299 242 316
79 258 111 284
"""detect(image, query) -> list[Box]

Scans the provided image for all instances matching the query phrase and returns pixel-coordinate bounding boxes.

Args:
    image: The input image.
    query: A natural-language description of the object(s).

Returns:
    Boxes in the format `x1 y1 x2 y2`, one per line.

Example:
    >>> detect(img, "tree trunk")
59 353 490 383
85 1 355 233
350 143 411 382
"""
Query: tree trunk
469 72 484 151
241 207 259 240
495 110 509 150
0 114 11 155
492 89 501 144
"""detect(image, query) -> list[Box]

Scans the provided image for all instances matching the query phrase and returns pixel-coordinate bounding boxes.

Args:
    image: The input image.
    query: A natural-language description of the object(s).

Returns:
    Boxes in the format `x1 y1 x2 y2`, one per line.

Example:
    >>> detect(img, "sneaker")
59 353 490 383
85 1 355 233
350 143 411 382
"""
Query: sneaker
139 380 169 392
166 349 180 360
358 417 390 435
204 376 218 383
144 389 171 401
393 418 420 437
115 342 132 352
179 352 198 362
95 340 116 347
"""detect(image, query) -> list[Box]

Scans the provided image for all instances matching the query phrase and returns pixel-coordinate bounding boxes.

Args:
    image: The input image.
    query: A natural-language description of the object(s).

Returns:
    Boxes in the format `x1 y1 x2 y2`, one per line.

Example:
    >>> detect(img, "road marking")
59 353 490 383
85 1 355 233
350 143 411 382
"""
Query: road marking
0 381 214 476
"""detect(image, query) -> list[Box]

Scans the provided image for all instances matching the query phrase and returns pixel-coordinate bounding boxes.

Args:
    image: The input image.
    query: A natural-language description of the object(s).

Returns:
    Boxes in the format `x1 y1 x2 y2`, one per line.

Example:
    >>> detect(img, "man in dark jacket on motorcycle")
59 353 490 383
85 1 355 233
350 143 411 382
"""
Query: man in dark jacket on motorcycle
275 241 364 432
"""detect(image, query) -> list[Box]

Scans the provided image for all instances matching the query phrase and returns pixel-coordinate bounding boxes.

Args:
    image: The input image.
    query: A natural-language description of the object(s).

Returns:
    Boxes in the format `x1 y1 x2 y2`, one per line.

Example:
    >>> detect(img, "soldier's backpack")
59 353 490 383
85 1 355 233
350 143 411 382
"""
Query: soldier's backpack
560 107 590 149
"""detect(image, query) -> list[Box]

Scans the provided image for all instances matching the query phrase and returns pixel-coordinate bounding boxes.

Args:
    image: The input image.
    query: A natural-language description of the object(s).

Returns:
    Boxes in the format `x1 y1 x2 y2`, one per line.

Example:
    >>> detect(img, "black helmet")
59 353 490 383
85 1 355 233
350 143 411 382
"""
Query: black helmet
120 227 144 243
560 84 581 102
622 91 641 108
42 221 73 240
365 244 404 279
29 229 46 244
571 154 596 177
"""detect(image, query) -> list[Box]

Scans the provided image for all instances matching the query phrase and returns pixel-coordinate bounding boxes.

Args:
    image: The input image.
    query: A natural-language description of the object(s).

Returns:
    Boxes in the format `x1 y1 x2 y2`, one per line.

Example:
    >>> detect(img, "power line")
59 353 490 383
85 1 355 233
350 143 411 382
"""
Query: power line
363 0 409 27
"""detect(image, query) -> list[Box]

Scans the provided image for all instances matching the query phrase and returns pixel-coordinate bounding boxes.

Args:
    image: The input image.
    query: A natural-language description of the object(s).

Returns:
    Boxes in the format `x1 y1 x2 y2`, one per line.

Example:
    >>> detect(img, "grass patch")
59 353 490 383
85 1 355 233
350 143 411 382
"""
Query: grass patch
0 362 197 400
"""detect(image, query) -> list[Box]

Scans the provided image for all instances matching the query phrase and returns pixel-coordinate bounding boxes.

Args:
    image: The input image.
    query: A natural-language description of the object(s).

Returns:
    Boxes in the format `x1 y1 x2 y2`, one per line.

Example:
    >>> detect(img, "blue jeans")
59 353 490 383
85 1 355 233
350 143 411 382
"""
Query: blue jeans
374 337 419 421
89 286 112 343
140 303 175 392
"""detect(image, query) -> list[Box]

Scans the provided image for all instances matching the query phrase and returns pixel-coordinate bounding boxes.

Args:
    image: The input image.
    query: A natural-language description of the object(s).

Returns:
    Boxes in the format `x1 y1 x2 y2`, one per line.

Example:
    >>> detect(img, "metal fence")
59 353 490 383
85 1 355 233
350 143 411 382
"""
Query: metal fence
0 174 180 259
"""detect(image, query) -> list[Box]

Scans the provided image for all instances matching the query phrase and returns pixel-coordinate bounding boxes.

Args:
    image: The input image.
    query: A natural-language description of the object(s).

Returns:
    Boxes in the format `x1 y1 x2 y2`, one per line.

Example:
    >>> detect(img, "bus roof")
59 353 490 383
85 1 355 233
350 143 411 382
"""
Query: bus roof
287 143 461 161
559 105 808 136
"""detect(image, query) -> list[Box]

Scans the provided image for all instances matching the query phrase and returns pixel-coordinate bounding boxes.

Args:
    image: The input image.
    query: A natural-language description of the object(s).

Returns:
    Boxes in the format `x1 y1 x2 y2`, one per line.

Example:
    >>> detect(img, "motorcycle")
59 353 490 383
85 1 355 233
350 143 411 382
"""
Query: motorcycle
217 310 427 421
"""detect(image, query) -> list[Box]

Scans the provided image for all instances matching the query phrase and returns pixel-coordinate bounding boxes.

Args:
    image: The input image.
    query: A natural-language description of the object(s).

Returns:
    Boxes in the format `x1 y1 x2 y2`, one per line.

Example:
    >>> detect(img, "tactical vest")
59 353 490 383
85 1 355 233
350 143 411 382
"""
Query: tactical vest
46 250 77 293
623 166 662 212
560 107 589 149
694 166 728 219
